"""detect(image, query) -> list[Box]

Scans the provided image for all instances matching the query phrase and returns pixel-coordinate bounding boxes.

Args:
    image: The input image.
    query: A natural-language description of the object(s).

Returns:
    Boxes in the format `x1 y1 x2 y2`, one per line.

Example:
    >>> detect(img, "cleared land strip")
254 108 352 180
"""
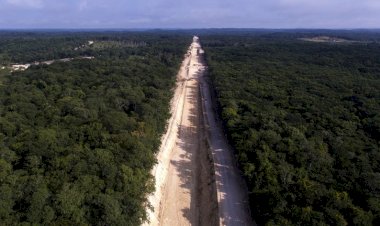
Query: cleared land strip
145 36 217 226
197 41 254 226
200 72 254 226
145 36 252 226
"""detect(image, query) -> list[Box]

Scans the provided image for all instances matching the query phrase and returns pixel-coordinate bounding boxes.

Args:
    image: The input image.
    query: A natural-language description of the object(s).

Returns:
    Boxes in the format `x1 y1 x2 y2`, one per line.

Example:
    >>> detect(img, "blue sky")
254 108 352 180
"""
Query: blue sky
0 0 379 29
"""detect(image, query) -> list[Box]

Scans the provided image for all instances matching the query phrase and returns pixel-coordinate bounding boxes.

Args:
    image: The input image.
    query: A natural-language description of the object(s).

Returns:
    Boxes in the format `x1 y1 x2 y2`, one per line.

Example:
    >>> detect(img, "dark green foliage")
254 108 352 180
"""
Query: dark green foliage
203 33 380 226
0 32 190 225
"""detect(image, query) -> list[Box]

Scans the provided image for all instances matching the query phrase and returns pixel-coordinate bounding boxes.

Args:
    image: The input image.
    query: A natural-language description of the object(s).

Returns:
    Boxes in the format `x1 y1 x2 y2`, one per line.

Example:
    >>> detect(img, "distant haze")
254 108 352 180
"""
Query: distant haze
0 0 379 29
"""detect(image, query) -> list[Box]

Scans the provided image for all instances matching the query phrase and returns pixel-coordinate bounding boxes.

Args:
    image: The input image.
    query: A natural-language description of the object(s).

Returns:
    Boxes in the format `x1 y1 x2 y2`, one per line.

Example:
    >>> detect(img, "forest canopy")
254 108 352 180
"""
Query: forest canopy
0 32 190 225
203 32 380 226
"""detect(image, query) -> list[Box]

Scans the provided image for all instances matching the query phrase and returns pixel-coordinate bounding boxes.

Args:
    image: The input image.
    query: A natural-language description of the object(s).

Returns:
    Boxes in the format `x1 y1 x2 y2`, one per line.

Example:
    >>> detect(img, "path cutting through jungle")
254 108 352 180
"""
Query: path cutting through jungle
145 36 253 226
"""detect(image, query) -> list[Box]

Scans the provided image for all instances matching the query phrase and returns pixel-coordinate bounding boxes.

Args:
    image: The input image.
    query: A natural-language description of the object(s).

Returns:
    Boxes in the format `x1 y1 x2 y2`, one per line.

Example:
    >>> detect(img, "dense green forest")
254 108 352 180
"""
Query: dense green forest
0 32 190 225
203 33 380 225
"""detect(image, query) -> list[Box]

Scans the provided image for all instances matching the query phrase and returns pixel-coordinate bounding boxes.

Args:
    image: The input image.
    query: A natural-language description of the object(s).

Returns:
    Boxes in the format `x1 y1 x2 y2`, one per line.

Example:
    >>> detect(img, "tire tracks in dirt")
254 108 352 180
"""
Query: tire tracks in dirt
145 36 253 226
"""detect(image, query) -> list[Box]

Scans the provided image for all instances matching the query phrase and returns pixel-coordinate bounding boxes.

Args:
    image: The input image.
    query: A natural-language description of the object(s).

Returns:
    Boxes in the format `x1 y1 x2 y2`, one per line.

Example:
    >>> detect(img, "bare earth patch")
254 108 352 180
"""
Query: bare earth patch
299 36 358 43
145 36 253 226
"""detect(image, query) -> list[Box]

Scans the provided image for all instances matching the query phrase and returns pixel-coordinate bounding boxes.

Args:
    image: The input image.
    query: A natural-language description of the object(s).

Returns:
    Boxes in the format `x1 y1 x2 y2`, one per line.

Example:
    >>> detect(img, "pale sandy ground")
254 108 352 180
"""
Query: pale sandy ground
144 36 217 226
9 56 94 72
144 36 252 226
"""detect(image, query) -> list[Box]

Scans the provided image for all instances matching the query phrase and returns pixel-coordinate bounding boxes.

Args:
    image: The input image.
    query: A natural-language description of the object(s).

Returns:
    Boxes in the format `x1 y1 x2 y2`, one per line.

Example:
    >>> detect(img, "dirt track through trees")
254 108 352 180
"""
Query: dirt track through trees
145 37 252 226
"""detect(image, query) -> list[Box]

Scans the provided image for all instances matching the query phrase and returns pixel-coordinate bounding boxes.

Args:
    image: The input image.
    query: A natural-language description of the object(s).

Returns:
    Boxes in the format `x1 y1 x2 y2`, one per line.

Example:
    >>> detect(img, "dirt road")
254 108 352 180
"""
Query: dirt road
145 36 217 226
199 64 254 226
145 36 252 226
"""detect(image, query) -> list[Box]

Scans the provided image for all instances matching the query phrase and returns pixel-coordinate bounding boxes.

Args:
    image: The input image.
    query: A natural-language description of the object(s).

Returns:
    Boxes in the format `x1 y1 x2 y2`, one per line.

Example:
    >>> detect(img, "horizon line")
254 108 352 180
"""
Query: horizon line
1 27 380 31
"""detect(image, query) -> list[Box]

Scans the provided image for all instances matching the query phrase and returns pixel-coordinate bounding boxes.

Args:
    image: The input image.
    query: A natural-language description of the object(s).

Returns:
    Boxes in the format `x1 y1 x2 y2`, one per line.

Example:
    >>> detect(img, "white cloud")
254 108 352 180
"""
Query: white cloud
78 0 88 11
6 0 43 8
0 0 379 28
